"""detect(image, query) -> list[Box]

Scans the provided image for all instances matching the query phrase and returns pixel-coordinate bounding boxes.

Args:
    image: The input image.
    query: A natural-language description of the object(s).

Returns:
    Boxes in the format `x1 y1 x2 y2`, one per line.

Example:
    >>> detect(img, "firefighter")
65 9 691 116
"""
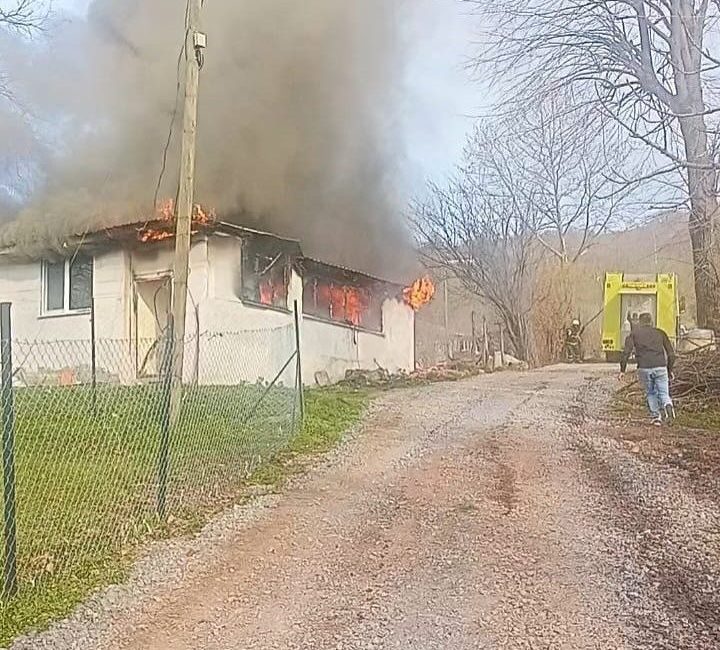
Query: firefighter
564 319 583 363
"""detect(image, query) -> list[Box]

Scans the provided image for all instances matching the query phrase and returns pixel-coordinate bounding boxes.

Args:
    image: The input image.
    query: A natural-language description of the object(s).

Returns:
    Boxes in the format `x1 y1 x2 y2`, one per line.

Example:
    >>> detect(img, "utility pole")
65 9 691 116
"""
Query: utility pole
171 0 205 393
652 229 659 272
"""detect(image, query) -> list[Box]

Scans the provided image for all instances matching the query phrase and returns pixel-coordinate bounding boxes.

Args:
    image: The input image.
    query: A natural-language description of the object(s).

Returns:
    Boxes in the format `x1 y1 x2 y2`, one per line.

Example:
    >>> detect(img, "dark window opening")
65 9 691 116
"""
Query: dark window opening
240 239 290 310
69 255 93 310
45 261 65 312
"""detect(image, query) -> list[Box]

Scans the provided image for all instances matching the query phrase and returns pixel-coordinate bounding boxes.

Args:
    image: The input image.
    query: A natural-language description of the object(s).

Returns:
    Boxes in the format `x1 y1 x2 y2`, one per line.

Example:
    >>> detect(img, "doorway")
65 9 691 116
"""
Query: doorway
133 276 172 378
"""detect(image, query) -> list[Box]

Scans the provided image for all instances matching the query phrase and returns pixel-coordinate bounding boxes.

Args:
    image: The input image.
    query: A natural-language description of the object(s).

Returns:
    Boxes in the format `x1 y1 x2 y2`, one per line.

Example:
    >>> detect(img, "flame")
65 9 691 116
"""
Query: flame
138 199 216 243
259 276 288 306
403 276 436 311
314 281 371 326
156 198 175 221
344 286 370 326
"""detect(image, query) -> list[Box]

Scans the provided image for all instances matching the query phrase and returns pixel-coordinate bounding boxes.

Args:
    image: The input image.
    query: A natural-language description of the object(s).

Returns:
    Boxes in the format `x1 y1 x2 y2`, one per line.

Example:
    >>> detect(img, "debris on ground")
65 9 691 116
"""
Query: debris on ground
338 359 491 389
671 348 720 408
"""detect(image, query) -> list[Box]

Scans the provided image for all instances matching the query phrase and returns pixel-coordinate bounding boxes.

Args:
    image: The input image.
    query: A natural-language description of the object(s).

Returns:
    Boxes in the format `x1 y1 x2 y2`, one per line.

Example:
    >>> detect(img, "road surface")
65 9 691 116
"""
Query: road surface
16 365 720 649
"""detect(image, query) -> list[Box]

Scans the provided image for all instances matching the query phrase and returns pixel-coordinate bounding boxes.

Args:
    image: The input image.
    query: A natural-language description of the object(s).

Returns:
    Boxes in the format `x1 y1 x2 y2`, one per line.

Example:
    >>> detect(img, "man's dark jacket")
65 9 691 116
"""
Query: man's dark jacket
620 325 676 373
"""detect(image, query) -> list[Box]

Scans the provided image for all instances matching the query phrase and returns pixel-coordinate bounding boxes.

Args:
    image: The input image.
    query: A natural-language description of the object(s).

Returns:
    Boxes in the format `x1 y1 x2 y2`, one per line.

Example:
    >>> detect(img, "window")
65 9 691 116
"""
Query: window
240 239 290 310
42 255 93 314
303 274 383 332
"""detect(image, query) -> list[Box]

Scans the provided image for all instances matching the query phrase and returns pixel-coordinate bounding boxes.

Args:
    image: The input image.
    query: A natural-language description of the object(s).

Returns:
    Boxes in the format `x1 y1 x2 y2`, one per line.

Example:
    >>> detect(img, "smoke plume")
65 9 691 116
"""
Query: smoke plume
0 0 417 278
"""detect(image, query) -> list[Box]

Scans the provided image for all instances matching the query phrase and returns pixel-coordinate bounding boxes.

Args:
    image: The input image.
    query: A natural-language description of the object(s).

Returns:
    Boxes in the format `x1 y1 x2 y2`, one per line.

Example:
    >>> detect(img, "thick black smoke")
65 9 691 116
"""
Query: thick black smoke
1 0 419 278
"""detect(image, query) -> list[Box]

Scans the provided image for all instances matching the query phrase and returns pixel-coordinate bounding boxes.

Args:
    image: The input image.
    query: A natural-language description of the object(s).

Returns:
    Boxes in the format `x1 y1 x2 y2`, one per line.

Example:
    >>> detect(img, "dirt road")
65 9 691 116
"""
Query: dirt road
16 365 720 649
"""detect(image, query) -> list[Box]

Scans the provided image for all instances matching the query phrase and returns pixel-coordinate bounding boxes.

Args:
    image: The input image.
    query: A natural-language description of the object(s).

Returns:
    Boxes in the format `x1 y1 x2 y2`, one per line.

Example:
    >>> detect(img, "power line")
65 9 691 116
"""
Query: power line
152 0 192 214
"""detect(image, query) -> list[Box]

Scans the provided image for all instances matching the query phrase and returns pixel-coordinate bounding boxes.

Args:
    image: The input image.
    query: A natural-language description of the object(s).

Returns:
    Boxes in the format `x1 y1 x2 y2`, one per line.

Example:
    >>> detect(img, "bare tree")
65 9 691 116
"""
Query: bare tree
411 129 544 361
413 102 628 362
471 0 720 329
476 97 633 265
0 0 48 100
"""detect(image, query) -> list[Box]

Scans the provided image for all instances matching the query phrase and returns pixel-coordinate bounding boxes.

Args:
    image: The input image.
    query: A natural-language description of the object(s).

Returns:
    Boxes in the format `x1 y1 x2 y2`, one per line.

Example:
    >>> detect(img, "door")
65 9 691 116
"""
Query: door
133 276 172 378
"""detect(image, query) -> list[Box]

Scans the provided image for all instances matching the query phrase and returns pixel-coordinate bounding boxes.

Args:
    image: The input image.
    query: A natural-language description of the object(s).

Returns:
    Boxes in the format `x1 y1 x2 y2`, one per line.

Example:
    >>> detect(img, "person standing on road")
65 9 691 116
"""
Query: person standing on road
619 312 676 426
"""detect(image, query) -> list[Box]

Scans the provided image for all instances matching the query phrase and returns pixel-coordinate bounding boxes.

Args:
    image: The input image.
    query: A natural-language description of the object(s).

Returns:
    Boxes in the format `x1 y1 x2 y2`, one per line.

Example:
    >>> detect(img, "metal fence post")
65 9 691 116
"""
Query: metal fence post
90 297 97 415
293 301 305 423
157 316 175 521
1 303 18 598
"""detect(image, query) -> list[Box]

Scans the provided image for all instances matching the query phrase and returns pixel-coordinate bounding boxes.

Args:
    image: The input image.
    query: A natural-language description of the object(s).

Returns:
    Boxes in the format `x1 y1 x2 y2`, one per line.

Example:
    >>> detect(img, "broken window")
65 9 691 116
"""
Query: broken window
303 274 383 332
240 238 290 309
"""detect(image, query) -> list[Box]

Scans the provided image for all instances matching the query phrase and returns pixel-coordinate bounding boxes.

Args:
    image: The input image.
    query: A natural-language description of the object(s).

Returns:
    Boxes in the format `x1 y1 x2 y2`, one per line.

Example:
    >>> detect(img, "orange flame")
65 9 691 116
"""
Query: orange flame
403 276 436 311
138 199 216 243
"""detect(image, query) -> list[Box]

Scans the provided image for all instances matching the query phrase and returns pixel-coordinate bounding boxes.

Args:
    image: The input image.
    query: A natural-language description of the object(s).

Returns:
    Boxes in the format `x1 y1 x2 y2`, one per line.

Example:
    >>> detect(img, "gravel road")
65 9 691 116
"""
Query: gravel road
12 364 720 649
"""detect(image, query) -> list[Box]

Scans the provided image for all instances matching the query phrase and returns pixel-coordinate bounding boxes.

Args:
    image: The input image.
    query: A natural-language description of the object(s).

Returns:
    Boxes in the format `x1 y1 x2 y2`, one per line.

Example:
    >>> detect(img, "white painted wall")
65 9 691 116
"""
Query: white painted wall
301 297 415 384
0 249 126 341
0 249 128 384
197 236 299 387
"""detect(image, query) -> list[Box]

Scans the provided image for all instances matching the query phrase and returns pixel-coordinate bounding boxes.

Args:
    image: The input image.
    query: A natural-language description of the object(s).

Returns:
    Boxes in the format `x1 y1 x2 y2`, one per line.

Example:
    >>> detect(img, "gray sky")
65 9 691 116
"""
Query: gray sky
53 0 482 189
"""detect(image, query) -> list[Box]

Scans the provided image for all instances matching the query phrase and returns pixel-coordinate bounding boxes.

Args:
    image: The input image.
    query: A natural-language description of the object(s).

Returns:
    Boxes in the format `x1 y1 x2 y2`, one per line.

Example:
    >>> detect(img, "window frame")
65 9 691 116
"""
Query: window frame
238 239 292 313
302 272 385 334
40 255 94 317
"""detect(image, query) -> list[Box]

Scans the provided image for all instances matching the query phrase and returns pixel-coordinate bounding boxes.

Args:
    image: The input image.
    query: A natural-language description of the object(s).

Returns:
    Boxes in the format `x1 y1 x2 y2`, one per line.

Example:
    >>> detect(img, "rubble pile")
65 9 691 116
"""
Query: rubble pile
338 359 487 389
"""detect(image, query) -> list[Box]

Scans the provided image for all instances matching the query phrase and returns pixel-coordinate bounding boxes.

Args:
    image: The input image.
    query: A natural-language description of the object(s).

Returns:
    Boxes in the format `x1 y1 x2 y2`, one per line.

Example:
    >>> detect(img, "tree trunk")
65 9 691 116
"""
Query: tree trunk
504 312 533 363
678 112 720 331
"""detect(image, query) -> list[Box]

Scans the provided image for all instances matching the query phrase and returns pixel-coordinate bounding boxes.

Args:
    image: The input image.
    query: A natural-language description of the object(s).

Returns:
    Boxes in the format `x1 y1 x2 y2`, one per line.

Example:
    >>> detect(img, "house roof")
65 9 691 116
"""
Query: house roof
0 216 402 288
299 256 404 289
0 217 303 258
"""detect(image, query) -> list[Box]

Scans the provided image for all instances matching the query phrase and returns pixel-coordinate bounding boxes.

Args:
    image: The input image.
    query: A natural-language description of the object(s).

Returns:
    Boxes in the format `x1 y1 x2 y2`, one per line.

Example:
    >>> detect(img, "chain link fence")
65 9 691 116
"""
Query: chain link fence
0 303 302 610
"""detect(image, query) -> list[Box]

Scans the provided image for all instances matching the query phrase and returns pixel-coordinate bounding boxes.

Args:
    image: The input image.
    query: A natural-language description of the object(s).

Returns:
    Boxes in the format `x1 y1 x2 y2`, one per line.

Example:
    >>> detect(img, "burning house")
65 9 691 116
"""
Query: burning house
0 207 431 385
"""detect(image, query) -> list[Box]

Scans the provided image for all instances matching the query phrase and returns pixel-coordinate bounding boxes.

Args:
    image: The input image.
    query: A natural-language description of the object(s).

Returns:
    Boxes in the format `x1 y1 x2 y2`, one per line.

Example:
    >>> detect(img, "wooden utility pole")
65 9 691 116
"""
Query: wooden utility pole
443 278 452 360
471 311 477 356
171 0 205 390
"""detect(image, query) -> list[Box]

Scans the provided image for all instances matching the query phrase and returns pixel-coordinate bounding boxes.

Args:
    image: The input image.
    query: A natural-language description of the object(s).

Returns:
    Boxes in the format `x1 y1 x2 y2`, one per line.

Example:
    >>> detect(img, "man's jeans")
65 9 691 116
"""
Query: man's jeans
637 367 673 419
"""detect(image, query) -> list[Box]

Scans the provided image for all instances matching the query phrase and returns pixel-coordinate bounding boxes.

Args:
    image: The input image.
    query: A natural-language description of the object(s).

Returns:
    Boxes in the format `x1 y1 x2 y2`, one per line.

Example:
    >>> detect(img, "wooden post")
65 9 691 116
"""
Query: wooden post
170 0 204 411
482 316 489 367
443 278 451 360
499 324 506 367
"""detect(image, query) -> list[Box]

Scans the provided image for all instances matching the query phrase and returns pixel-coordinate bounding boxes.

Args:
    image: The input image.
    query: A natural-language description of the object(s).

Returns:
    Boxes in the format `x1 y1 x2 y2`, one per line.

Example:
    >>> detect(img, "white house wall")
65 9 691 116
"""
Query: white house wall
301 297 415 385
197 236 300 387
0 249 128 384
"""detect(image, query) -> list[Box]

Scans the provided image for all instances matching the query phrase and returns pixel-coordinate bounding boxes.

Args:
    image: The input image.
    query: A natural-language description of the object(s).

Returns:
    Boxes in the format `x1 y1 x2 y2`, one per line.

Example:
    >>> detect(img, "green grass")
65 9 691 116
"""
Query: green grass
249 388 369 487
0 384 369 646
673 406 720 431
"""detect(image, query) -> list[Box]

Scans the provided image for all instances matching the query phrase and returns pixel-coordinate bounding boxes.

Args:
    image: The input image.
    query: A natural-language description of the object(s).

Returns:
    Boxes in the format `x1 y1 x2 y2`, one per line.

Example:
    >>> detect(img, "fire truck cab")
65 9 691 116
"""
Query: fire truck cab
601 272 680 363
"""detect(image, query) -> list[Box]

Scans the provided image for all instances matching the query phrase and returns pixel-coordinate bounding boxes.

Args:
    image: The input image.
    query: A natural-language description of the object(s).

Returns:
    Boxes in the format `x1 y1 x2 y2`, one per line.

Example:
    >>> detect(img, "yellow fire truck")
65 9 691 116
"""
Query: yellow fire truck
601 273 680 362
